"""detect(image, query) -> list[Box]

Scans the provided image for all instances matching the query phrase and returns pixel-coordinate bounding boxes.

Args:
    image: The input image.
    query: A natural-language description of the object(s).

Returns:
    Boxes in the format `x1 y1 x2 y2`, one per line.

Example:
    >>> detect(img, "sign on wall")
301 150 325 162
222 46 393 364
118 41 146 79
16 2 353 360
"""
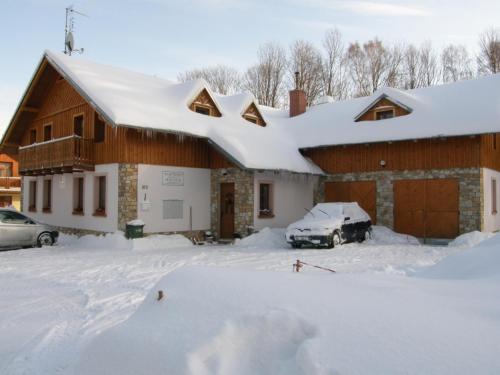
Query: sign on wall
162 171 184 186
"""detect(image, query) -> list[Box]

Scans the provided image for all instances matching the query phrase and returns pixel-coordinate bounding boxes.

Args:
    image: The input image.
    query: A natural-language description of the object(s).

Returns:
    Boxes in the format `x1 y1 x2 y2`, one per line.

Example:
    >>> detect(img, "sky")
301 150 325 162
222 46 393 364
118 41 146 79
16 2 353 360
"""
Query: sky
1 0 499 136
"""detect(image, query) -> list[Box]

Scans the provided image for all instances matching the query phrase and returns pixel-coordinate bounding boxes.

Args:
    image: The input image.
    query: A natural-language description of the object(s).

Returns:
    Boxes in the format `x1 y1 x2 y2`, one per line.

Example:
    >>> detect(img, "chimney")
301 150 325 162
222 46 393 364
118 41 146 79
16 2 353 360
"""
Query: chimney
289 71 307 117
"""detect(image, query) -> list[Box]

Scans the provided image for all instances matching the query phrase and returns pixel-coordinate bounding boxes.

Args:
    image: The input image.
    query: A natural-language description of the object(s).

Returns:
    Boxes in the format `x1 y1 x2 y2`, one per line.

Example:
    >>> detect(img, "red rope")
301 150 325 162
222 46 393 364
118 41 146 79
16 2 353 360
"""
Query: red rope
293 259 336 273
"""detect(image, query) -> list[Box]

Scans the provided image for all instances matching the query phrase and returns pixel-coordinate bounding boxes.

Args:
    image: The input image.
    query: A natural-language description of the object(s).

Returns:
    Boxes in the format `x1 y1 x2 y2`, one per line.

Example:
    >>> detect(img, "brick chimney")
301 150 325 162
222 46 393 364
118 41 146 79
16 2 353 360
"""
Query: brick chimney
289 71 307 117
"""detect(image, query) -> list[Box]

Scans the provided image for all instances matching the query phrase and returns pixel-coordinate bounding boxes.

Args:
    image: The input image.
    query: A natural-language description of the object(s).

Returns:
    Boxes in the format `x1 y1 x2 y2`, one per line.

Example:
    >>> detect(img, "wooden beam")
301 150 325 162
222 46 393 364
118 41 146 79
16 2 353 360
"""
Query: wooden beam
22 106 39 113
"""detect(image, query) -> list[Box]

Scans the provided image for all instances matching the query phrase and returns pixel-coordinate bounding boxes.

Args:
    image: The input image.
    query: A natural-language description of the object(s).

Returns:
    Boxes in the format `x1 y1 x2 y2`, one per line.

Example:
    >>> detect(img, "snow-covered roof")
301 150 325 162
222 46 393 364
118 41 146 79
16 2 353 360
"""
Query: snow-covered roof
281 78 500 149
43 51 321 174
25 51 500 173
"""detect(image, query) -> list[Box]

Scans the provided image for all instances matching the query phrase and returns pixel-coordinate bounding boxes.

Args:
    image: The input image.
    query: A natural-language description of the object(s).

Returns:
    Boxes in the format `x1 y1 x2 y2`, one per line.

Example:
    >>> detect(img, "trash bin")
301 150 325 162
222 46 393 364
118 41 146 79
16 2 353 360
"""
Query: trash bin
126 219 145 239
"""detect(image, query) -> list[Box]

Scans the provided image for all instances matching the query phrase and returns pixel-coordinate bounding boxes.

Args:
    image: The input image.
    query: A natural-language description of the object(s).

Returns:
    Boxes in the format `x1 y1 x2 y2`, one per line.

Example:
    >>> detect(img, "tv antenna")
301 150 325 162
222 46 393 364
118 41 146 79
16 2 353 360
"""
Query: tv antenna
64 5 88 56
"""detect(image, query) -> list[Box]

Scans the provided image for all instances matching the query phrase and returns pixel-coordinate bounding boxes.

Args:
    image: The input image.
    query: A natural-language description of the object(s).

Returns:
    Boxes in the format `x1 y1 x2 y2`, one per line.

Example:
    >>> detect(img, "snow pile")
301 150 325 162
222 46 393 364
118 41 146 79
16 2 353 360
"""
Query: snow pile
76 266 500 375
419 233 500 279
448 230 494 247
236 228 287 249
369 226 420 245
58 231 193 251
133 234 193 251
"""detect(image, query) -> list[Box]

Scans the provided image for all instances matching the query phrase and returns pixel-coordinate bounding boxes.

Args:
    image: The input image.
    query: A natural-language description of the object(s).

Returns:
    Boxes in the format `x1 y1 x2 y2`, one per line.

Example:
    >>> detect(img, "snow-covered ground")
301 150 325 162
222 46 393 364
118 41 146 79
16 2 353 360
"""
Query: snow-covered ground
0 227 498 374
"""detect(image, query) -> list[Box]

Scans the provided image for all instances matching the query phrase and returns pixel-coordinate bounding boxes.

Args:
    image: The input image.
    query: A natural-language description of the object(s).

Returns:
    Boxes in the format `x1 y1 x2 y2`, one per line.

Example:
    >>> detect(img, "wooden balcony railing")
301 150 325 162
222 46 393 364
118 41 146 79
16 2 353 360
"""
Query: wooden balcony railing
19 136 94 175
0 177 21 190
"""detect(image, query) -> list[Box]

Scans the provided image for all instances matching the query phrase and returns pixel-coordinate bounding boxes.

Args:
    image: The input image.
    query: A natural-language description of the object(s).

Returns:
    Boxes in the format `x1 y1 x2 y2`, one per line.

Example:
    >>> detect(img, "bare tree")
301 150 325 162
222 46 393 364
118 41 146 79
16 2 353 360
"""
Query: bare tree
477 28 500 74
384 44 404 88
418 41 440 87
177 65 242 95
402 44 421 89
346 42 370 96
321 29 350 100
243 42 287 108
289 40 324 104
441 44 473 83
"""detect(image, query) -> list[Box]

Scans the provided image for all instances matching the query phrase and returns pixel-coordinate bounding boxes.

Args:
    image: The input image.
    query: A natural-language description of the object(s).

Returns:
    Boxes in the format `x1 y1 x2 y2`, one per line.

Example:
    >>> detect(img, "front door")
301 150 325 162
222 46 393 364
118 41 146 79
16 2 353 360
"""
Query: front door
220 183 235 239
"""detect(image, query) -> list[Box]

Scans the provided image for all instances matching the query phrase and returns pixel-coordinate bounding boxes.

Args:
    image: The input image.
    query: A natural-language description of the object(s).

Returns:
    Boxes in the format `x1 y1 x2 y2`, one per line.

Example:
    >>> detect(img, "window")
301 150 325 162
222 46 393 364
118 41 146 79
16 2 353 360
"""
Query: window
74 115 84 137
375 109 395 120
73 177 84 214
244 116 258 124
29 129 37 144
94 113 105 143
0 210 30 224
194 106 210 116
259 183 273 217
28 180 37 211
43 124 52 142
0 162 13 177
94 176 106 215
43 179 52 212
492 178 497 215
163 200 183 219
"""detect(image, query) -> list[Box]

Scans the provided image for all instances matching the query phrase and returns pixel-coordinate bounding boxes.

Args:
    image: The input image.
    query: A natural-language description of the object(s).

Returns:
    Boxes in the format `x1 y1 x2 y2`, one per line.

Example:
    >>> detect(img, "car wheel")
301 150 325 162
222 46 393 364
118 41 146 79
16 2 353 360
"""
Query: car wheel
291 243 301 249
332 232 341 248
37 232 54 247
363 230 371 242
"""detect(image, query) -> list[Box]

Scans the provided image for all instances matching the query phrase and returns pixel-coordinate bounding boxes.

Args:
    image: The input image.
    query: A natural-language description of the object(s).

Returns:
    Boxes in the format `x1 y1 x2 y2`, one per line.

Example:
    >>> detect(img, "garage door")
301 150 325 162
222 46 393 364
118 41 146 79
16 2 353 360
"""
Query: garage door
325 181 377 224
393 179 459 239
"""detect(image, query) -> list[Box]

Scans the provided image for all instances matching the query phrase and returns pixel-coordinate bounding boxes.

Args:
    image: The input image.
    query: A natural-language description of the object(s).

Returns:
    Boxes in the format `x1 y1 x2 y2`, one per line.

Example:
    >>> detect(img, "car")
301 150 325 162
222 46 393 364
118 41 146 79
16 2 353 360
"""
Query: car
285 202 372 249
0 209 59 250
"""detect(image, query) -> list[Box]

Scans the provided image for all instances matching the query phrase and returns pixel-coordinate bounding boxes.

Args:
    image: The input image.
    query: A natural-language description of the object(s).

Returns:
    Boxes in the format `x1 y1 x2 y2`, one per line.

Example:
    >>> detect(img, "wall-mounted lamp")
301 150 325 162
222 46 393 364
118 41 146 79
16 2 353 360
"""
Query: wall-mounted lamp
380 160 386 167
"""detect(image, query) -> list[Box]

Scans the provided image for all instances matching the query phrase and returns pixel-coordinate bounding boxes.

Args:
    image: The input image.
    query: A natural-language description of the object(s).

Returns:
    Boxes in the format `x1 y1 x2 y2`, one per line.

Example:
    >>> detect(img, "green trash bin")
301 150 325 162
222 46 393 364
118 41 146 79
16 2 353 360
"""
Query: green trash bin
126 220 145 239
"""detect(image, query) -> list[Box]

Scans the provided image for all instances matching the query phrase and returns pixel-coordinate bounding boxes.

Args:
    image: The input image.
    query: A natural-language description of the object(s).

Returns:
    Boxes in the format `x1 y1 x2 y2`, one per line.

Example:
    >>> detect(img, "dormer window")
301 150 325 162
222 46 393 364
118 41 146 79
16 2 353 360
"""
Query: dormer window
355 95 411 122
194 105 211 116
242 103 266 127
375 108 395 120
189 89 221 117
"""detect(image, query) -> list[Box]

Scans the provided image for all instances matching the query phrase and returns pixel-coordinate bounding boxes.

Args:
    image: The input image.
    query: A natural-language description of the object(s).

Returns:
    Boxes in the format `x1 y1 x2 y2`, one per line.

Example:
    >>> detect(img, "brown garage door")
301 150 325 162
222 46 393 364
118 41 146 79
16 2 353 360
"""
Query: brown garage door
394 179 459 239
325 181 377 224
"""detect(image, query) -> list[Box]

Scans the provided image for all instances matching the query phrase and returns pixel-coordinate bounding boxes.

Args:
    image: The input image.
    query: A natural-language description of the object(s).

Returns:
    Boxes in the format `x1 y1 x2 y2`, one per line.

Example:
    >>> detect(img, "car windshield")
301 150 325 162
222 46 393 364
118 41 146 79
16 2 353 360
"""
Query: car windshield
306 204 343 219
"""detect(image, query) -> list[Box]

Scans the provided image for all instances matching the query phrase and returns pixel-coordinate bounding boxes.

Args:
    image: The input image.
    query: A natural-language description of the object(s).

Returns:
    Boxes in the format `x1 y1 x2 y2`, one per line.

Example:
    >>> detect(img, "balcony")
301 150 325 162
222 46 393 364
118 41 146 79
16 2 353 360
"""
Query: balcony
0 177 21 191
19 135 94 175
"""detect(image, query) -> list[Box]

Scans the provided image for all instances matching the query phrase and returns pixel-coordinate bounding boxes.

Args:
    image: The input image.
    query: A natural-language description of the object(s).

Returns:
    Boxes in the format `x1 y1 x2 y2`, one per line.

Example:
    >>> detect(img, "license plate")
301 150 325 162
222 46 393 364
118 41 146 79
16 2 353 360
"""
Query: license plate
295 236 310 241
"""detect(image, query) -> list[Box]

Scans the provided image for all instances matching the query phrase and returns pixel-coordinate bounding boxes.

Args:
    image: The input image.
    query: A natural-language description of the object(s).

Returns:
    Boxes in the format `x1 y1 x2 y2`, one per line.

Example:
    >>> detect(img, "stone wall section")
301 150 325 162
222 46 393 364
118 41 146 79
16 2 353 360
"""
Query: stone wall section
210 168 254 238
118 163 138 231
315 168 482 234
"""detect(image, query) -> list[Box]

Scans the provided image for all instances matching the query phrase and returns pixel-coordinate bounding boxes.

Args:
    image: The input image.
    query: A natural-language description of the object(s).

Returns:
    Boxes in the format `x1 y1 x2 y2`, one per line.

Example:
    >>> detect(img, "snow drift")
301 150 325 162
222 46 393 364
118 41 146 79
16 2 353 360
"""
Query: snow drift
419 233 500 279
76 266 500 375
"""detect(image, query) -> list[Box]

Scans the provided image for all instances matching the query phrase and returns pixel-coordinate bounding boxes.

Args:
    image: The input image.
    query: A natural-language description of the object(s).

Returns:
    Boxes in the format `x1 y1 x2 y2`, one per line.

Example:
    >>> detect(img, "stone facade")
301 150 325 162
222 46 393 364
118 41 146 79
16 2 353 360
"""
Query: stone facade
118 163 138 231
315 168 482 235
210 168 254 238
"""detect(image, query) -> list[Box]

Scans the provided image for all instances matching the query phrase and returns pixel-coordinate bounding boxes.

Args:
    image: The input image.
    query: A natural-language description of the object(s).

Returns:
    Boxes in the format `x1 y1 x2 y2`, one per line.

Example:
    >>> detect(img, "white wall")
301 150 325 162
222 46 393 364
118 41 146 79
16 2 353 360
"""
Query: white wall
253 171 316 230
22 164 119 233
483 168 500 232
137 164 211 233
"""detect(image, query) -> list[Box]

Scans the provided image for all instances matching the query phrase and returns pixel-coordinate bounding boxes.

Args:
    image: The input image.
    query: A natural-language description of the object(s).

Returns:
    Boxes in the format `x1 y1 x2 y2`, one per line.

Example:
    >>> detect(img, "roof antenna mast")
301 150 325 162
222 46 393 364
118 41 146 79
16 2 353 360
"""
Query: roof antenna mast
64 5 88 56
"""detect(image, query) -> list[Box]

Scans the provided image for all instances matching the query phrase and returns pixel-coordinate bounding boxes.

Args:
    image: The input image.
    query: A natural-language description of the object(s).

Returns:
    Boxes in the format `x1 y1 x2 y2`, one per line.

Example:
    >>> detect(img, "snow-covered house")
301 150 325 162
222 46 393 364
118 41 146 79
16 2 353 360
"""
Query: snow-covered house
1 51 499 239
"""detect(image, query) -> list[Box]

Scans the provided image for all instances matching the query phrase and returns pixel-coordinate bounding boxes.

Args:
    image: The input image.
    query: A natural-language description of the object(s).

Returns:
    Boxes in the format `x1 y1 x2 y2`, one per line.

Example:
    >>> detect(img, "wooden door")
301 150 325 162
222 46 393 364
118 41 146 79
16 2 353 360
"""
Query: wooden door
325 181 377 223
220 183 235 239
394 179 458 239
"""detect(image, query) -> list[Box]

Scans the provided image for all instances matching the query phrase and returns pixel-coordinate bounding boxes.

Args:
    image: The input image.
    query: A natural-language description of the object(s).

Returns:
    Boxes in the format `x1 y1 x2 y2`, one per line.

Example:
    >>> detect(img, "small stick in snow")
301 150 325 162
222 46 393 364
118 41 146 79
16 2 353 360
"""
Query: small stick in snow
157 290 164 301
293 259 335 273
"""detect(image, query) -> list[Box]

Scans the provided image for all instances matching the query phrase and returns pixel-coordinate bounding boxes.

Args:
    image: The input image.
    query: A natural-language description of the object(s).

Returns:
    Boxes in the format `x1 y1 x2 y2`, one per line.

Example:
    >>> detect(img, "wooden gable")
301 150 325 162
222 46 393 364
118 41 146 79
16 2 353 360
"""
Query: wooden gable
355 97 410 122
189 89 222 117
242 102 266 127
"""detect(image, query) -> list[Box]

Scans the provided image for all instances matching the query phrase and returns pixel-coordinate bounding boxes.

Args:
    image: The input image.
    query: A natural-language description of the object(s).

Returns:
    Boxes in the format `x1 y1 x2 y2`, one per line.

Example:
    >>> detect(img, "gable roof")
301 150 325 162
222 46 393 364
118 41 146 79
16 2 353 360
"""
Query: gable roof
1 51 322 175
353 93 413 122
278 78 500 149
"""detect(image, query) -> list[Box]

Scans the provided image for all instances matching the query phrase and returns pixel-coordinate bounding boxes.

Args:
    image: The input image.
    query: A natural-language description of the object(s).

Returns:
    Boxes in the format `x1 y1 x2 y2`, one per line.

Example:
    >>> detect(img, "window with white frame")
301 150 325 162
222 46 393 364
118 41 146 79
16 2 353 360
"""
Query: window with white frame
94 175 107 216
73 177 84 214
163 200 183 219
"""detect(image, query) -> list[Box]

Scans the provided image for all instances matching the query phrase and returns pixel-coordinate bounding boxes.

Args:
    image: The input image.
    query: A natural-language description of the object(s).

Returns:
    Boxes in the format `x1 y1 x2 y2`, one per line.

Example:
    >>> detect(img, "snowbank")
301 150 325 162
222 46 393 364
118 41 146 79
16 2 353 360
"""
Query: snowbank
448 230 494 247
235 228 287 249
58 232 193 251
369 226 420 245
76 266 500 375
419 233 500 279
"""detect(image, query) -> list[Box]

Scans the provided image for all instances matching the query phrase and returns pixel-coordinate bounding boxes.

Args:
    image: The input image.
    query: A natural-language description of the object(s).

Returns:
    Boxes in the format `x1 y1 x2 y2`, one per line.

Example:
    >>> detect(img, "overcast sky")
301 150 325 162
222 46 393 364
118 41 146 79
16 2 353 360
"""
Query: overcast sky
1 0 499 136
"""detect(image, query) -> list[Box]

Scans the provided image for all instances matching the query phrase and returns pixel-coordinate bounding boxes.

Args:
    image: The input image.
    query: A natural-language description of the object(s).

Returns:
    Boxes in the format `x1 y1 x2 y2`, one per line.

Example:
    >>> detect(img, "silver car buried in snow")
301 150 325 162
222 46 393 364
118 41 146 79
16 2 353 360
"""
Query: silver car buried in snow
0 209 59 250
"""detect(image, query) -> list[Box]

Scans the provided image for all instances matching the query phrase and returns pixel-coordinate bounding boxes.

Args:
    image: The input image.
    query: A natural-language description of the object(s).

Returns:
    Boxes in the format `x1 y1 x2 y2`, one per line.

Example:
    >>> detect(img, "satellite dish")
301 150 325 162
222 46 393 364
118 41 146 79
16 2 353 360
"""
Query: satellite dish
65 31 74 52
